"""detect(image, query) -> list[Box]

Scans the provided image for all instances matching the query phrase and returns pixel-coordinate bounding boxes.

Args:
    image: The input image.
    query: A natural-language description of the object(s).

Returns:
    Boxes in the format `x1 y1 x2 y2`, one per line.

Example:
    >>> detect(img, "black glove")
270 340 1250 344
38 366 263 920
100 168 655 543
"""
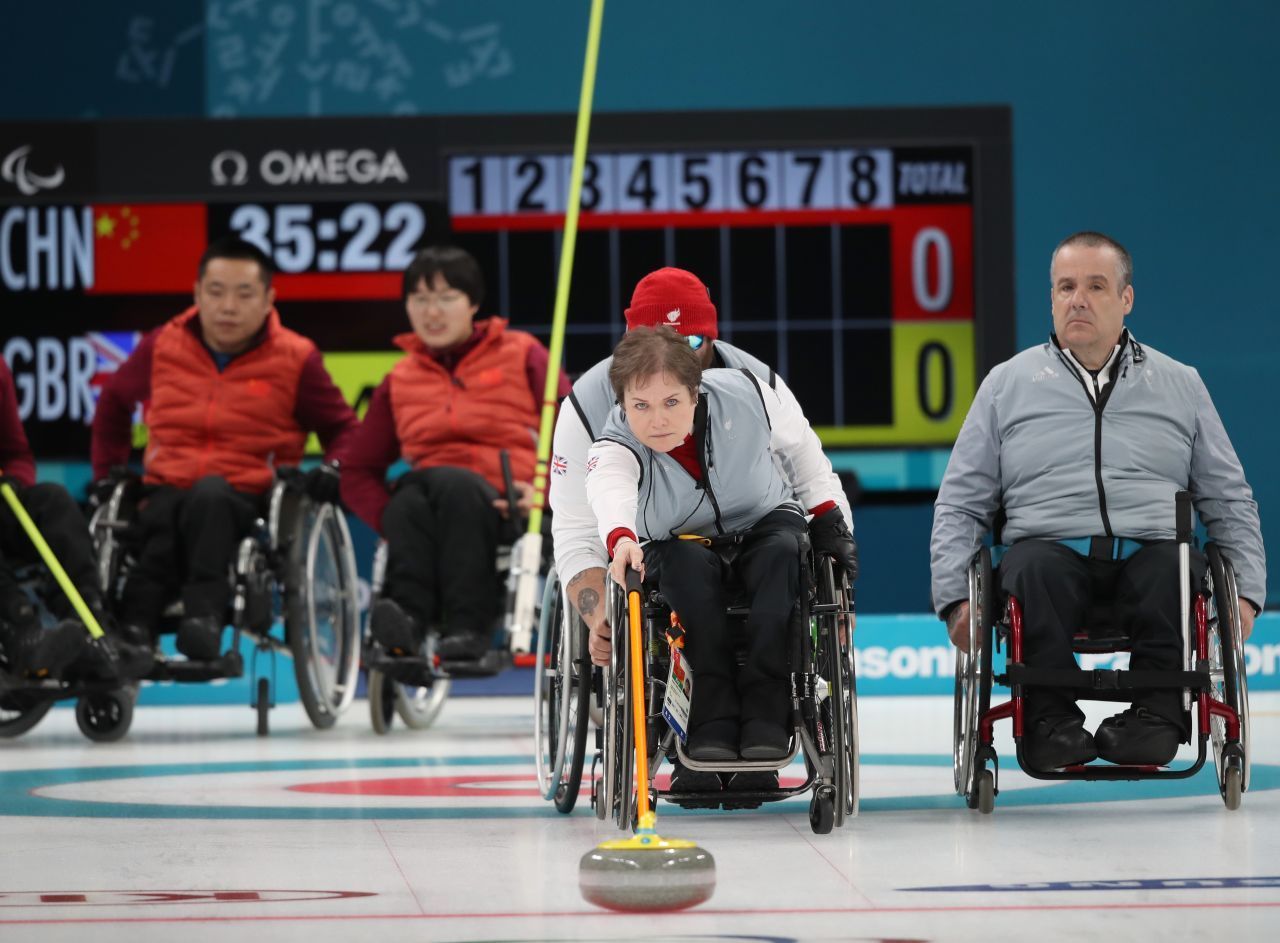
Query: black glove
302 463 342 505
809 508 858 581
87 466 137 509
88 477 118 509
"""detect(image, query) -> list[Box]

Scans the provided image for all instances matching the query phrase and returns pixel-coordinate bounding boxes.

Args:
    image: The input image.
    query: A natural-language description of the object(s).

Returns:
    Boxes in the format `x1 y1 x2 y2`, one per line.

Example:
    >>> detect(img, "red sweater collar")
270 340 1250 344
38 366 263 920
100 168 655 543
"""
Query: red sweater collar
667 432 701 481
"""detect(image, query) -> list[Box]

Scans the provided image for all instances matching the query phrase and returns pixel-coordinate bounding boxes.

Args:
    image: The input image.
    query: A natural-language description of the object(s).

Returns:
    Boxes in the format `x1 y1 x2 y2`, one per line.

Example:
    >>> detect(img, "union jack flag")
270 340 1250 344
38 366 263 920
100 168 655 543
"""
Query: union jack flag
585 455 599 474
86 331 142 424
551 453 568 476
86 332 141 387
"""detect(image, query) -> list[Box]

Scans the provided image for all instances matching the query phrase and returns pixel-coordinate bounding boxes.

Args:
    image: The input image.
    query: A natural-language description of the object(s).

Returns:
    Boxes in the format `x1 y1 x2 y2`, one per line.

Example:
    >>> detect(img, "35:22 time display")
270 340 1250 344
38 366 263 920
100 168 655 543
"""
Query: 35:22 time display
222 201 433 274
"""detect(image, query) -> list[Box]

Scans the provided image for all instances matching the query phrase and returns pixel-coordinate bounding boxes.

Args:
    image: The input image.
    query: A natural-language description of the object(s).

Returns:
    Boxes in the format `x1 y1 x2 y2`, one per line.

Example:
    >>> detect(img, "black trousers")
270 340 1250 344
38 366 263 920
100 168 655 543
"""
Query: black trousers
0 482 103 618
381 467 505 640
999 538 1204 732
645 509 805 733
120 476 261 630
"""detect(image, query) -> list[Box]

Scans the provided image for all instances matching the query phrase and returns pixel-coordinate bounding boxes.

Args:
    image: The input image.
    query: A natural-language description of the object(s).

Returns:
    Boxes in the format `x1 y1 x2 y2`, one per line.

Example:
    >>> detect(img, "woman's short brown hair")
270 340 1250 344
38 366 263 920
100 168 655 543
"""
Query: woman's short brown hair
608 326 702 405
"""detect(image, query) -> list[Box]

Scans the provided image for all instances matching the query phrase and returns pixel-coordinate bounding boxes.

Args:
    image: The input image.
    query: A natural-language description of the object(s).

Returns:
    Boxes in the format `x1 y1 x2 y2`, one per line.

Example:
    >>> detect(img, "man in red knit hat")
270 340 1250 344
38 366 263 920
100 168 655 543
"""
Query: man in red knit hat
91 237 359 661
341 245 570 663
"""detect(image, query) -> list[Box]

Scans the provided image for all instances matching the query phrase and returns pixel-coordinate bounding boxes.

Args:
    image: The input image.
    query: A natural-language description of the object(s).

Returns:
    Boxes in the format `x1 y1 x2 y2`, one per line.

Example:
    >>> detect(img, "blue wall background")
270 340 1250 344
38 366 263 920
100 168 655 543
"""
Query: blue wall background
4 1 1277 612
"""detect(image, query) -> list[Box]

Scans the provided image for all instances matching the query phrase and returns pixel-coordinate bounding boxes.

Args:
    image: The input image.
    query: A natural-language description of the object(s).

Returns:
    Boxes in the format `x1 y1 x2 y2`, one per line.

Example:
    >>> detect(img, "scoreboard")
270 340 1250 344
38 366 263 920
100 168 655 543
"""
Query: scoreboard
0 108 1012 465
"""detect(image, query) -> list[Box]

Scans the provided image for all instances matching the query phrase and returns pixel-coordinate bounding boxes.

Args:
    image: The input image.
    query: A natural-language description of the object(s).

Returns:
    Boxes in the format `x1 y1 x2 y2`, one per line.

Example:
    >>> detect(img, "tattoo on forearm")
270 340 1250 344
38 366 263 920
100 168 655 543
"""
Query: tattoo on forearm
576 588 599 617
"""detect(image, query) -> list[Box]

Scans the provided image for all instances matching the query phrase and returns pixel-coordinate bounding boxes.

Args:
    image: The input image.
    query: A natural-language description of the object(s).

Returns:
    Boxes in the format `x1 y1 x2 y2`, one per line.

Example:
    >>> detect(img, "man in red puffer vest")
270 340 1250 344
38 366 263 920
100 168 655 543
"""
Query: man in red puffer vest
341 245 569 661
91 237 358 660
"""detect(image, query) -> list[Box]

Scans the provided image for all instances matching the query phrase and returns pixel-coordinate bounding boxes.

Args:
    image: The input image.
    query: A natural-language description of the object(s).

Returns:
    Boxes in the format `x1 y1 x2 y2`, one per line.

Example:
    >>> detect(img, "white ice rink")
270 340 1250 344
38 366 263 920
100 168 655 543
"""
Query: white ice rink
1 692 1277 942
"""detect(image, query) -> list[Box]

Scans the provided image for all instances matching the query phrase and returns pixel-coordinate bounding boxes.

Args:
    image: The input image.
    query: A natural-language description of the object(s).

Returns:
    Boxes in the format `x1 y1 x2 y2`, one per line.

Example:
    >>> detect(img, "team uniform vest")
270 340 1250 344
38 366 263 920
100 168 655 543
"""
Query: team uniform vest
598 369 800 540
568 340 776 439
144 307 312 494
388 317 539 492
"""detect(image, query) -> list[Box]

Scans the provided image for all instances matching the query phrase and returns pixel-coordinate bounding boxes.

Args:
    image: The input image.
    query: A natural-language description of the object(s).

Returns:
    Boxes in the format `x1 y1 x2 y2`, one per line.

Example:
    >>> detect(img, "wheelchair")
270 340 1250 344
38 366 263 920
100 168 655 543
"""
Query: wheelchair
91 471 362 736
0 565 138 743
364 454 554 734
540 539 858 835
954 492 1250 813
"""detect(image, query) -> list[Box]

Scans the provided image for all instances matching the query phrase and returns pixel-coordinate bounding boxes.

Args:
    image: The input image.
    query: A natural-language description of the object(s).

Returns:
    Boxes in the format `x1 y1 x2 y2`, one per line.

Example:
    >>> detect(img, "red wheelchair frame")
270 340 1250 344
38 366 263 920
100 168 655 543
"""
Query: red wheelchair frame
954 492 1250 813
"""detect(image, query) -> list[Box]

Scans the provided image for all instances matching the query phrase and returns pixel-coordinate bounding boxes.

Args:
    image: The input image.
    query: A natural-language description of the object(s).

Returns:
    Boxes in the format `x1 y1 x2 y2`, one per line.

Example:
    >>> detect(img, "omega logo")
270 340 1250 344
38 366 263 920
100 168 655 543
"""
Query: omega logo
211 150 249 186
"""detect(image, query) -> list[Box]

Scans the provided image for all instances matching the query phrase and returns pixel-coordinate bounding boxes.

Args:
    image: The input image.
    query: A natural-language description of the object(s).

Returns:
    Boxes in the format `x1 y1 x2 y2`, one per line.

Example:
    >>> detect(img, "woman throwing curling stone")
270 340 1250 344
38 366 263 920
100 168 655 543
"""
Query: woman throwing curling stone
585 327 856 765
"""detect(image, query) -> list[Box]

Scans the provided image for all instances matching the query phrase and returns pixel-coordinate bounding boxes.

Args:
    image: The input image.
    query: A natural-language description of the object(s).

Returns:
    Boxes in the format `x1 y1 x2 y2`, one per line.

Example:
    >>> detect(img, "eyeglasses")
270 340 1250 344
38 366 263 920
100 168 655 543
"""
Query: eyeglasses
408 289 468 308
686 335 706 351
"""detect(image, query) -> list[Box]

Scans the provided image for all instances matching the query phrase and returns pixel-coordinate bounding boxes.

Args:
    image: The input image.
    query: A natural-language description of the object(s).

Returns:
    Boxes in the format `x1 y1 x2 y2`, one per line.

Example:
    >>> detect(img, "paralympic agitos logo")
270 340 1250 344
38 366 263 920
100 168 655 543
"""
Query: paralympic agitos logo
1 145 66 195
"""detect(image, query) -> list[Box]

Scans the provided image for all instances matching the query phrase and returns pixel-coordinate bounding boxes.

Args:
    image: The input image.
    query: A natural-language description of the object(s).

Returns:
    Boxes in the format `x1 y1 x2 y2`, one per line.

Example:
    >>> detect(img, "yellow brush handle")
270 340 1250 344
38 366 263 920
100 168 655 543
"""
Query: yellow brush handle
525 0 606 536
0 481 104 639
627 570 651 825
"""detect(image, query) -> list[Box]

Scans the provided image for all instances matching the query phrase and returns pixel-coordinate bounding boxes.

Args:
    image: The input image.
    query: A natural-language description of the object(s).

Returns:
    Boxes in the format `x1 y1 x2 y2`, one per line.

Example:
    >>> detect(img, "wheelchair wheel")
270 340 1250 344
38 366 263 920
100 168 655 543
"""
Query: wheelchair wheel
89 479 138 605
395 672 451 729
954 547 994 806
976 768 996 815
285 500 361 730
816 557 859 825
533 569 591 814
0 690 54 738
75 687 135 743
809 789 835 835
369 671 396 734
597 583 634 830
1223 765 1243 811
1207 544 1250 804
366 662 451 731
255 677 270 737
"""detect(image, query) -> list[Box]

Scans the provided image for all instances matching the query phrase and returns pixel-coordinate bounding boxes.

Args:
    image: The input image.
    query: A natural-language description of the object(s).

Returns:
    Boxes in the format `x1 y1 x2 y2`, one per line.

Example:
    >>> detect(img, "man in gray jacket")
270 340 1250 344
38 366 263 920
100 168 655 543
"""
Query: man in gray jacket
931 231 1264 771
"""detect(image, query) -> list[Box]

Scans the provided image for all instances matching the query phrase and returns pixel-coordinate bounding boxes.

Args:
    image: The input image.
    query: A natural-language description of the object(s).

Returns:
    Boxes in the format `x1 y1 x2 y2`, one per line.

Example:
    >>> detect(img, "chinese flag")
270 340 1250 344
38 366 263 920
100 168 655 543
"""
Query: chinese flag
88 203 207 294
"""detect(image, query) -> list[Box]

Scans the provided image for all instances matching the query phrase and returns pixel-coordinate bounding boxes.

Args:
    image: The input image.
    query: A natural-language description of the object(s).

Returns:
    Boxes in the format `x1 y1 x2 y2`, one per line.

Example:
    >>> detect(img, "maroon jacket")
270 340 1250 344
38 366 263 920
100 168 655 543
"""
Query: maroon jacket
0 359 36 487
92 316 359 482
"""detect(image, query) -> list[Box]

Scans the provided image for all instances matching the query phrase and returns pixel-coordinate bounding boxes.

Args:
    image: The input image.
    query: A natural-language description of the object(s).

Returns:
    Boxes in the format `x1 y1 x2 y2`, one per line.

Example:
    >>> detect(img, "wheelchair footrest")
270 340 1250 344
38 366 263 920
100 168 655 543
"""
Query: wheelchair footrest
660 786 788 811
368 655 441 688
0 674 62 696
147 651 244 683
439 650 512 678
718 788 788 810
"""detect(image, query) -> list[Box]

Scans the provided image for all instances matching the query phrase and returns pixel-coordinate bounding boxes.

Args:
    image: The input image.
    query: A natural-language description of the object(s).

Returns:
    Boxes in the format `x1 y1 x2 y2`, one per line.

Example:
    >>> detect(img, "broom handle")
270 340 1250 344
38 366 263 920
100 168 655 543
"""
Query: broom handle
626 567 651 824
0 480 105 639
524 0 605 537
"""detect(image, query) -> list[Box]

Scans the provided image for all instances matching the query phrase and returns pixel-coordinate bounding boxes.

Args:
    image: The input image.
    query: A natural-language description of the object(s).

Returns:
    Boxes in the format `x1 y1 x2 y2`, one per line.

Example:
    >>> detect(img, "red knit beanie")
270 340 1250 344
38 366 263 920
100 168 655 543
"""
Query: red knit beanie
623 267 718 339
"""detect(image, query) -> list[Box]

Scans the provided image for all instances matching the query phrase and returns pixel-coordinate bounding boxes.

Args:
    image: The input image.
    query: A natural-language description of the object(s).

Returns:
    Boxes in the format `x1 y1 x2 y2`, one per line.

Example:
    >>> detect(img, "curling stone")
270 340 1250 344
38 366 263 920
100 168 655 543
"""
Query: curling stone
579 817 715 912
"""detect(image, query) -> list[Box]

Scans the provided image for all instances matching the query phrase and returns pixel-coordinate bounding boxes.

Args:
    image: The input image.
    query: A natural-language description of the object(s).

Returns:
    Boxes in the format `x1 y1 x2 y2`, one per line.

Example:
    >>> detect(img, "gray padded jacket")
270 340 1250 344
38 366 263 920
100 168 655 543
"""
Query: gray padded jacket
930 332 1265 614
589 369 803 542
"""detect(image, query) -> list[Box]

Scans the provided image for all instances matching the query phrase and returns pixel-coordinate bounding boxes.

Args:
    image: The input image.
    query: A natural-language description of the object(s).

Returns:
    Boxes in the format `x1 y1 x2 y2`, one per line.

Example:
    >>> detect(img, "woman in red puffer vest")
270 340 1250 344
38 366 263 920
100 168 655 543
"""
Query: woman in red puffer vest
341 246 568 663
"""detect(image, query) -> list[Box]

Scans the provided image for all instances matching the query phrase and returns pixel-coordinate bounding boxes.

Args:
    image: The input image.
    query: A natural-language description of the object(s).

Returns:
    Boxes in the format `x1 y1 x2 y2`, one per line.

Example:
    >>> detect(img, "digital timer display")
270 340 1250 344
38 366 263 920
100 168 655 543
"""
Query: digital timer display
212 201 436 274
